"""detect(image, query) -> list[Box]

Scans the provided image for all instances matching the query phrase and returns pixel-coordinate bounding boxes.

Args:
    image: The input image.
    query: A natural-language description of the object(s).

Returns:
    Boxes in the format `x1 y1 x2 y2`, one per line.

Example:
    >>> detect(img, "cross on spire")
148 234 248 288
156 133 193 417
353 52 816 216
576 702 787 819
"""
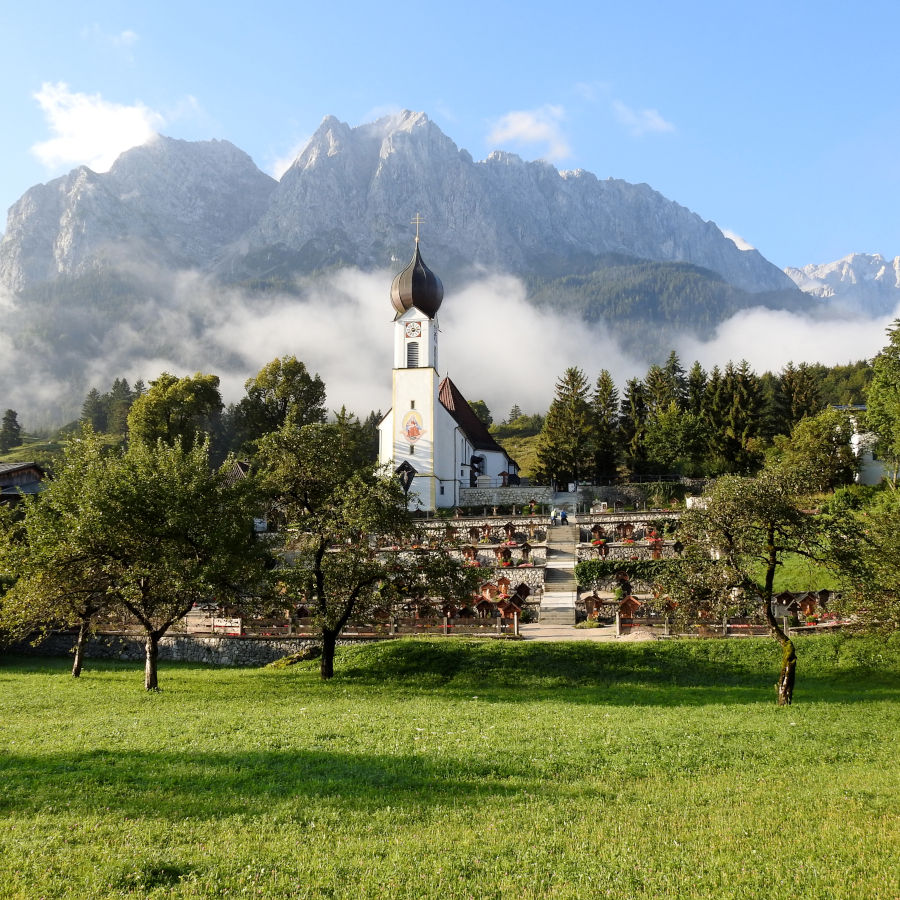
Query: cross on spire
411 213 425 244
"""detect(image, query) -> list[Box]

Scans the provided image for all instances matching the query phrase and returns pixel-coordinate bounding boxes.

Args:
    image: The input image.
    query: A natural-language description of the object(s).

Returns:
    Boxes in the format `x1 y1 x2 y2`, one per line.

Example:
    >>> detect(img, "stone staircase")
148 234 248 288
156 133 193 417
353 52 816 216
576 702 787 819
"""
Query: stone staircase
539 523 578 625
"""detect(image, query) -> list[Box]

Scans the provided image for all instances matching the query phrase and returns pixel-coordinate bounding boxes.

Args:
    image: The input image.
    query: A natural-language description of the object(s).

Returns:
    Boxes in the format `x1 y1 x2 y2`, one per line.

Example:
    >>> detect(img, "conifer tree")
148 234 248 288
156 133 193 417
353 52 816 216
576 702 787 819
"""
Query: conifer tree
775 362 821 434
535 367 593 487
590 369 620 482
619 378 648 476
80 389 108 432
106 378 134 436
686 361 707 416
644 365 677 417
663 350 688 408
0 409 22 453
721 361 763 471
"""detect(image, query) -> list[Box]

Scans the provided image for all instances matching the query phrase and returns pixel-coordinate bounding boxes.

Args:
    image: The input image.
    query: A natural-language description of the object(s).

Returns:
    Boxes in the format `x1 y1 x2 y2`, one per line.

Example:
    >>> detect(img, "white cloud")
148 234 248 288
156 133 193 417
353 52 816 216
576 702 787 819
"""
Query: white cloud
486 106 570 162
720 228 756 252
673 305 898 374
30 82 164 173
612 99 675 137
81 24 139 49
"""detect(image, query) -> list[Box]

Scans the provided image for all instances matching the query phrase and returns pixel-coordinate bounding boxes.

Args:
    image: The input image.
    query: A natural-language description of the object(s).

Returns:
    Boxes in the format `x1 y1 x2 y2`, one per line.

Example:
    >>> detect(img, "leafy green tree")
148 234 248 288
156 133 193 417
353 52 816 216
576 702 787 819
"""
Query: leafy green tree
866 319 900 483
506 404 523 424
105 438 268 689
0 431 113 675
643 402 704 476
469 400 493 427
658 465 827 705
536 368 593 487
772 407 856 492
591 369 620 482
1 430 269 689
127 372 223 451
236 356 326 447
256 422 477 679
830 488 900 629
0 409 22 453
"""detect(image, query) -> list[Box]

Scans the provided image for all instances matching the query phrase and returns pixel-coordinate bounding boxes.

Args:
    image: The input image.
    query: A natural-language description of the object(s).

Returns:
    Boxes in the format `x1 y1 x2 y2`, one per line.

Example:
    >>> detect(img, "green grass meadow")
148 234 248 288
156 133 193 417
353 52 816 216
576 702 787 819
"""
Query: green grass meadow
1 635 898 899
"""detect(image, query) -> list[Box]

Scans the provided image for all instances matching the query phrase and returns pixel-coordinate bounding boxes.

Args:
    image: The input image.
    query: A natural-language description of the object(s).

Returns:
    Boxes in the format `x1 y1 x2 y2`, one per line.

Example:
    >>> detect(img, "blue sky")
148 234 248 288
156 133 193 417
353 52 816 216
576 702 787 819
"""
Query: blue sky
2 0 899 269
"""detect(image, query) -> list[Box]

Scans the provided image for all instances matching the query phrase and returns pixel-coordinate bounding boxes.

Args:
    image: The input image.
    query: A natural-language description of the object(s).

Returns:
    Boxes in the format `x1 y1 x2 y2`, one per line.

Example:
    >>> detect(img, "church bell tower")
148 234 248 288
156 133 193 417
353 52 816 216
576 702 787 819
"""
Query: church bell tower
378 224 444 510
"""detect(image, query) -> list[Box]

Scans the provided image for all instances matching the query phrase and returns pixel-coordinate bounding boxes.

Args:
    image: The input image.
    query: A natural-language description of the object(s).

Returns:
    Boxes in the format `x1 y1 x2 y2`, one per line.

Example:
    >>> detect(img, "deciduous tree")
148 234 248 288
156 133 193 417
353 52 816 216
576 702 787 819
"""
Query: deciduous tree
127 372 223 451
256 421 478 679
867 319 900 483
236 356 326 447
1 428 269 689
657 465 826 705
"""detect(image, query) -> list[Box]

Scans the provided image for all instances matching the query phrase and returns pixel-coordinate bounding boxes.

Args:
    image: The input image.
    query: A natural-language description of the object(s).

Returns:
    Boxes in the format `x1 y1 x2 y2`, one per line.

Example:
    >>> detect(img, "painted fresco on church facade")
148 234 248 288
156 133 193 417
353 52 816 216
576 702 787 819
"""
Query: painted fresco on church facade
401 410 425 443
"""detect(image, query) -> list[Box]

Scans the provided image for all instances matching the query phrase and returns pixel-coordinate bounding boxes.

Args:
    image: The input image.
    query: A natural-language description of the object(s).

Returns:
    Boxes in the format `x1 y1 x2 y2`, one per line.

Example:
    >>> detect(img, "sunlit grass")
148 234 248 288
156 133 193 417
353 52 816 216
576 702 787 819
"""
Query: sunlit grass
1 634 897 898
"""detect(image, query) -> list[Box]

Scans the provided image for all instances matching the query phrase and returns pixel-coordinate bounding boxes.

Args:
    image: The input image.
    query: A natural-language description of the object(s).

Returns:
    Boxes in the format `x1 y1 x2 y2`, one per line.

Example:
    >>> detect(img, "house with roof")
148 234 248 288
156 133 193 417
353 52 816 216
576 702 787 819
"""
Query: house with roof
0 462 46 504
378 234 518 510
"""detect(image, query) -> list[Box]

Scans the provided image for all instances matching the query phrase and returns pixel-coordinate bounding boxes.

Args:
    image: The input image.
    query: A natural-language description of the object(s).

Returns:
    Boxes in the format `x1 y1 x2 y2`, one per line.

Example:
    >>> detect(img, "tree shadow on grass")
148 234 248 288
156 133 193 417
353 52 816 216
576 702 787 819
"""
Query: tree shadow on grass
0 746 520 822
328 636 900 707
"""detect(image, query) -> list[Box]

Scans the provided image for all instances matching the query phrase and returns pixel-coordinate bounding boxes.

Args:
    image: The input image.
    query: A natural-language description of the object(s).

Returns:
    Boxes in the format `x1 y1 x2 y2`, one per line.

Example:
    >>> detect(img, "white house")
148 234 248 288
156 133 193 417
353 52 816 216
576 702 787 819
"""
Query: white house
377 237 518 510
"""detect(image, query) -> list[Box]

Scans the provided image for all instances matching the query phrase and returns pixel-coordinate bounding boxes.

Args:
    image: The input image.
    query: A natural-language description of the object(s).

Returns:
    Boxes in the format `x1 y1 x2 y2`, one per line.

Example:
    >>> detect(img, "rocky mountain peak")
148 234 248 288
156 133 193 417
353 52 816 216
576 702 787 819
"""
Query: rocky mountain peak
1 111 797 296
784 252 900 314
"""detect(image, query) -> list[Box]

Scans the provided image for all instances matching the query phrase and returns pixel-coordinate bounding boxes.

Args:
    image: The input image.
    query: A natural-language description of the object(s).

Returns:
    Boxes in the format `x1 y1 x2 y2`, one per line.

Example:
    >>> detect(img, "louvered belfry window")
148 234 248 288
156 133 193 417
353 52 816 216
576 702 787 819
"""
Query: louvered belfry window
406 341 419 368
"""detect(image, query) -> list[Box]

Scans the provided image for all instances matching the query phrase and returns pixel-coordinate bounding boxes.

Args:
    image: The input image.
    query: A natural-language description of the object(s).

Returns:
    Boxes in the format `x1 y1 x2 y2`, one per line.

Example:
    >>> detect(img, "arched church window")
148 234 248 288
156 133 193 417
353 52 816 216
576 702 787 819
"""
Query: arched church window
406 342 419 368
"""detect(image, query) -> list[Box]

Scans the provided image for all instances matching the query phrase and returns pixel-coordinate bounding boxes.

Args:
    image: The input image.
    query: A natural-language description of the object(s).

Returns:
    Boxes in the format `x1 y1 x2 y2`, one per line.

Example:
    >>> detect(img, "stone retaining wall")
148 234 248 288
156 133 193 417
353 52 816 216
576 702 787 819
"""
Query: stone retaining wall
13 632 365 668
459 487 552 507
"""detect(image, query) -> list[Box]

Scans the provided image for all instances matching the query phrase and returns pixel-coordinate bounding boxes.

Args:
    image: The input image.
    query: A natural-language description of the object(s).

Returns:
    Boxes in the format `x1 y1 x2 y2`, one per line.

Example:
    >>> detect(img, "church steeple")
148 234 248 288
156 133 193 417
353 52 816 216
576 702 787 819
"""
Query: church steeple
390 232 443 319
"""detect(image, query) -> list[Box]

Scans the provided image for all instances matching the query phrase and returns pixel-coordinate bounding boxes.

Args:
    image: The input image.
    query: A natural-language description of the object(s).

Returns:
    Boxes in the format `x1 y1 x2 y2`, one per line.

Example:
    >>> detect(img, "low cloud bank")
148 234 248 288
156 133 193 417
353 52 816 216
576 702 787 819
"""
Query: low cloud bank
1 266 896 430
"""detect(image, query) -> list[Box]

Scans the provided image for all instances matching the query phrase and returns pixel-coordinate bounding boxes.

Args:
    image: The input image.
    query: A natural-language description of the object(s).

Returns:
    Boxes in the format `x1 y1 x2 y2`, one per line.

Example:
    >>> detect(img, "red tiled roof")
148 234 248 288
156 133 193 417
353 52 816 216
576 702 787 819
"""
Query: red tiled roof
438 377 515 465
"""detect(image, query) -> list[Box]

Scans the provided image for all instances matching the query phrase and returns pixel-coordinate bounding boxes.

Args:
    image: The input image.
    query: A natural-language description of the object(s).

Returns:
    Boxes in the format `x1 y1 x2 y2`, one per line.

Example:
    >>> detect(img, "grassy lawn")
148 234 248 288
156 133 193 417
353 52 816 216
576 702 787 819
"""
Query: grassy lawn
752 552 842 593
1 635 898 899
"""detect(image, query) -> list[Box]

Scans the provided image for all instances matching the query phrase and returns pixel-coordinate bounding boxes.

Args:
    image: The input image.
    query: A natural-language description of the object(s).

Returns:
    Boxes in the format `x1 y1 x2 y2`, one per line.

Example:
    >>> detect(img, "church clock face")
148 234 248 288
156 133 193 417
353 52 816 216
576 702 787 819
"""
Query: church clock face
405 321 422 338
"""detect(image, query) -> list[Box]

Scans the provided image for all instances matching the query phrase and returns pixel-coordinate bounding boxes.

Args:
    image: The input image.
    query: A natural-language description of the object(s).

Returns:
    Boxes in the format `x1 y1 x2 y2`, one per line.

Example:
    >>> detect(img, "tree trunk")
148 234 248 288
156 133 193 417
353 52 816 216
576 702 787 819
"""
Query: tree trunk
320 629 338 680
144 632 160 691
776 638 797 706
761 531 797 705
72 620 88 678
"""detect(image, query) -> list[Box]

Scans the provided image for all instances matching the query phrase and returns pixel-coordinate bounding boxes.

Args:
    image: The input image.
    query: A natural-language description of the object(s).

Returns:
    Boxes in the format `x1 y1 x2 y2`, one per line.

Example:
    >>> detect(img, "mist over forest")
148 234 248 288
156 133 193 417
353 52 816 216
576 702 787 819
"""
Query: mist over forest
2 258 897 433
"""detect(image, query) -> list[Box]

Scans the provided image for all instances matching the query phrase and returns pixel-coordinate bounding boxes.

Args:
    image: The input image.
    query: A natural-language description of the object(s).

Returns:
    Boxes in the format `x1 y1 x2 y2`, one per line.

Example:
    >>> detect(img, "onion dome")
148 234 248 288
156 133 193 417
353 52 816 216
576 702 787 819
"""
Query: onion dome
390 242 444 318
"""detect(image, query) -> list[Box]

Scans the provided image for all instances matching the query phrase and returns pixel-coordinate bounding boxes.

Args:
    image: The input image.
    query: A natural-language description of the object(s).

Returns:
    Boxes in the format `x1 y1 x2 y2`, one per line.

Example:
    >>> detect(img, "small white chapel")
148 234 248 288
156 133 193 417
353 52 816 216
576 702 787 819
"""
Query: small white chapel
377 230 518 510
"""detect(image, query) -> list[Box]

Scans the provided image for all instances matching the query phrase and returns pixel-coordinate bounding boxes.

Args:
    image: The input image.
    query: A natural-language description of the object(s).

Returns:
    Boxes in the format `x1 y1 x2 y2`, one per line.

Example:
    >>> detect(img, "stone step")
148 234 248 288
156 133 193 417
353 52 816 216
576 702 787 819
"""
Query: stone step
539 589 577 625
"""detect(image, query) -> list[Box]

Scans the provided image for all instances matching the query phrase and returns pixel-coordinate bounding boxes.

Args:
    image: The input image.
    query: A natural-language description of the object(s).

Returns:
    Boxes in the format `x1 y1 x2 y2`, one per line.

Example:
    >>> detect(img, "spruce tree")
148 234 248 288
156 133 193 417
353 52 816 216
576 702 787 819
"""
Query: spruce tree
0 409 22 453
619 378 648 477
80 389 108 432
591 370 620 482
775 362 821 434
106 378 134 436
686 361 707 416
535 367 592 487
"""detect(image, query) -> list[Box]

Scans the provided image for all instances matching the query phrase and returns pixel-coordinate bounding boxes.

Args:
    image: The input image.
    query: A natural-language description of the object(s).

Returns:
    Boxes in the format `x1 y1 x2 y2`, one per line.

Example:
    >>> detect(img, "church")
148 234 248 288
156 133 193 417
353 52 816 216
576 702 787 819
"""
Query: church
377 232 519 510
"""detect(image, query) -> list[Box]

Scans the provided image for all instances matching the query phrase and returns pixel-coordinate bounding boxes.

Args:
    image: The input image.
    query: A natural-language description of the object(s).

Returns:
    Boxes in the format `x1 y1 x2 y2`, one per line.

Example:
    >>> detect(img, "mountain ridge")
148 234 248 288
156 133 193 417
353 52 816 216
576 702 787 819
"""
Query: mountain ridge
1 111 795 297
